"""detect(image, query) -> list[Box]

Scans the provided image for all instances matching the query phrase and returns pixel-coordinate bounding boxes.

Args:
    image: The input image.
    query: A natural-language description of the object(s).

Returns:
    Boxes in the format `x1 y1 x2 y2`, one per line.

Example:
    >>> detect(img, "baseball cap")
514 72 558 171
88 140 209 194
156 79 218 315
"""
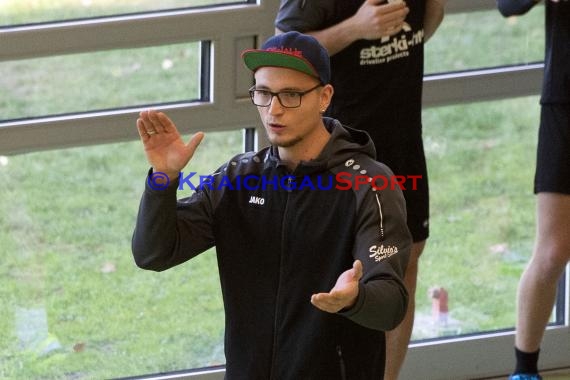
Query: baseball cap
242 31 331 85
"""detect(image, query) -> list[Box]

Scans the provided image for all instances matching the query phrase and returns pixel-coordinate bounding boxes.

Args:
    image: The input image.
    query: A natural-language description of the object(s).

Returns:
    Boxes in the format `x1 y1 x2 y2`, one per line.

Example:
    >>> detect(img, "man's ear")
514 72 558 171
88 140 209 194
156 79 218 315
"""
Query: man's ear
320 84 334 111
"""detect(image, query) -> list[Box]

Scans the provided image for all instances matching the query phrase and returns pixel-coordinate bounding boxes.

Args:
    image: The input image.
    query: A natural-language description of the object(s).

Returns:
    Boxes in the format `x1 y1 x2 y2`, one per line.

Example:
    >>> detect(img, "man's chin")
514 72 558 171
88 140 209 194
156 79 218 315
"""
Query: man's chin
267 135 302 148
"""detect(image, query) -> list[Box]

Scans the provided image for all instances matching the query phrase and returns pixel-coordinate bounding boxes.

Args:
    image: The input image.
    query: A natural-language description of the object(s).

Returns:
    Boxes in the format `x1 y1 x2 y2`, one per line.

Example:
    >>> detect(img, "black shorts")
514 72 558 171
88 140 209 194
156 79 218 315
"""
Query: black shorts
376 137 430 243
534 104 570 195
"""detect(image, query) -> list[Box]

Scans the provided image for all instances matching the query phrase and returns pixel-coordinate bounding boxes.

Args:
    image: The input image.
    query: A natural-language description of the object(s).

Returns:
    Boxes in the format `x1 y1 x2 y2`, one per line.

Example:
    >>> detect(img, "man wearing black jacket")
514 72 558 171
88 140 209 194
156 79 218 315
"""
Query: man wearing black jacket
132 31 411 379
496 1 570 380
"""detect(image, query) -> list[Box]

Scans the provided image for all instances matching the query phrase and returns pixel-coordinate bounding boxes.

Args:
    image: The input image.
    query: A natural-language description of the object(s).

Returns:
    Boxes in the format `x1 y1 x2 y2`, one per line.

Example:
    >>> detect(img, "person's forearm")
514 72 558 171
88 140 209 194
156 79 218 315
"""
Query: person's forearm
306 17 362 56
340 279 409 330
496 0 539 17
424 0 445 42
340 175 412 330
132 178 181 271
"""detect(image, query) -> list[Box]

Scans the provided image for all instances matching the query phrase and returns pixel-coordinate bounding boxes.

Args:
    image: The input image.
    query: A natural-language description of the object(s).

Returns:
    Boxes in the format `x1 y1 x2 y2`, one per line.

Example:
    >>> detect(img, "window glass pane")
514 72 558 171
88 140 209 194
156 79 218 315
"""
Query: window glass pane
0 43 200 121
413 96 543 340
0 129 243 378
426 8 545 74
0 0 247 26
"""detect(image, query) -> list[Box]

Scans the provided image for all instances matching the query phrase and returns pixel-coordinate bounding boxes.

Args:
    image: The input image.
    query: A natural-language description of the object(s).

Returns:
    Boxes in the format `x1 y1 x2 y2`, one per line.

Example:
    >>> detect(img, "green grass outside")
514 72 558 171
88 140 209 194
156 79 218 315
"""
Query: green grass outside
0 2 548 379
416 96 539 338
0 131 241 379
0 44 202 120
425 9 544 73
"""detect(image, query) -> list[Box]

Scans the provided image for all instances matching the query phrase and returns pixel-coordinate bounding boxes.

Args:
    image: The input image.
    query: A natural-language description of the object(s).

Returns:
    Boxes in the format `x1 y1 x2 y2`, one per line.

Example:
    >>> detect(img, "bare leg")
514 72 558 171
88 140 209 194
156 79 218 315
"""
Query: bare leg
515 193 570 353
384 240 426 380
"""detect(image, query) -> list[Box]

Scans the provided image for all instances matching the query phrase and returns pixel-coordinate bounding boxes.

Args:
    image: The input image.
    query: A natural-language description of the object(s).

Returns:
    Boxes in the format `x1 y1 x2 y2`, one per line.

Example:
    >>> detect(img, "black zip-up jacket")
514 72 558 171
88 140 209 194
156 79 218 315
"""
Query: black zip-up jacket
132 118 412 379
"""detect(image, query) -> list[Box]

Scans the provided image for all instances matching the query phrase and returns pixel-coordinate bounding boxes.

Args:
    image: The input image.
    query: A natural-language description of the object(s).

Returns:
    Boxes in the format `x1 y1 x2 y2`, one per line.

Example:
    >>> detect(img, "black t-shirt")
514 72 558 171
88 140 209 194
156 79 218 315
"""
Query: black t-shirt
276 0 426 142
542 0 570 104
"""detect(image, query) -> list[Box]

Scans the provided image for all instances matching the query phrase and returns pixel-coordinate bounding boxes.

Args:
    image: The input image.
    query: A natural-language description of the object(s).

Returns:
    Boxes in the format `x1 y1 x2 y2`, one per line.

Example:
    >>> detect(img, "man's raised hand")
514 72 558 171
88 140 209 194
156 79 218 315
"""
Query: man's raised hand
136 110 204 180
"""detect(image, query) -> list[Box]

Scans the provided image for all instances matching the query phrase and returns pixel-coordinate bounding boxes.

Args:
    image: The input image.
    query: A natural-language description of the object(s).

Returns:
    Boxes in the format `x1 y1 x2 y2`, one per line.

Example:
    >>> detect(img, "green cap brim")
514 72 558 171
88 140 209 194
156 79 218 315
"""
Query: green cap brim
242 50 319 80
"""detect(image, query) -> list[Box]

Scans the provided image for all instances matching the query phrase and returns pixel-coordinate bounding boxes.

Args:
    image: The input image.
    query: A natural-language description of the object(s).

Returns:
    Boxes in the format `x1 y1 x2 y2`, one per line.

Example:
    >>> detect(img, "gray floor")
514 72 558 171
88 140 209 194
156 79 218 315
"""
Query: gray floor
485 368 570 380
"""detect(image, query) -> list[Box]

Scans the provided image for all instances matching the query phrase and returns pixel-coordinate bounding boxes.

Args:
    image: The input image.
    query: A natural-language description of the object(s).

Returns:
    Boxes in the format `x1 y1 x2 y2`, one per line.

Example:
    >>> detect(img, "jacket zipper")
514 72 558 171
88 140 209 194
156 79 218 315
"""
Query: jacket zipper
269 173 293 380
337 344 347 380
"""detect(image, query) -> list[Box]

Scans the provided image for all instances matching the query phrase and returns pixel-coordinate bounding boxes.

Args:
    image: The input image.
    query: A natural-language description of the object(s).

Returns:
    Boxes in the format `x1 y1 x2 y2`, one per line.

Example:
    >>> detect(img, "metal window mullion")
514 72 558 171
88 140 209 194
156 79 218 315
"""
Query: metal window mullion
0 4 266 61
565 264 570 325
422 63 544 108
446 0 497 14
0 1 499 62
0 65 544 155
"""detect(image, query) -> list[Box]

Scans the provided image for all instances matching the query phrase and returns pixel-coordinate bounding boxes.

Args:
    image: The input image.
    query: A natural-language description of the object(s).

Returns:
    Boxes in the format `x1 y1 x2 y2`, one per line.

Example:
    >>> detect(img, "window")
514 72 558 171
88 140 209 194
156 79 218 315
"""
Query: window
0 131 241 379
415 96 541 340
425 8 545 74
0 0 568 379
0 43 201 121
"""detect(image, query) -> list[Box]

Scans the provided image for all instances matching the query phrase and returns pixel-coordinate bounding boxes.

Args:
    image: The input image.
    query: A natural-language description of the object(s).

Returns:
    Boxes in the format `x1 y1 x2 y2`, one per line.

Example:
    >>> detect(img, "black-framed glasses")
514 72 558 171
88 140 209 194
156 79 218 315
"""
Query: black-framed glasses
248 84 322 108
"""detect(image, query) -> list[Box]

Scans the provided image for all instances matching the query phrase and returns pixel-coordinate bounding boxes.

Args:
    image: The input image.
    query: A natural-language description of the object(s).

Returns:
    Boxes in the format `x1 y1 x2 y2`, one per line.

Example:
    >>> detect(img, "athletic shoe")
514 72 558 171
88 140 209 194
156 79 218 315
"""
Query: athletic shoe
509 374 542 380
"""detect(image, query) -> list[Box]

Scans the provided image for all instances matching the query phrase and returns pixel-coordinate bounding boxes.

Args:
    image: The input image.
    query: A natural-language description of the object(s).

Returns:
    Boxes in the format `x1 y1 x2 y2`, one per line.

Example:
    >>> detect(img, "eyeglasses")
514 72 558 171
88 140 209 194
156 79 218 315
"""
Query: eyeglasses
248 84 322 108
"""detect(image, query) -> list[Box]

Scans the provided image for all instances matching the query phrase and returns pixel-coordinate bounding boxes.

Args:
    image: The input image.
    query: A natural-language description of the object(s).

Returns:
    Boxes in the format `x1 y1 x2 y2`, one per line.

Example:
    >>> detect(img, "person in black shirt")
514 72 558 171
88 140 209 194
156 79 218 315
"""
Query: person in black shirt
275 1 446 378
497 1 570 379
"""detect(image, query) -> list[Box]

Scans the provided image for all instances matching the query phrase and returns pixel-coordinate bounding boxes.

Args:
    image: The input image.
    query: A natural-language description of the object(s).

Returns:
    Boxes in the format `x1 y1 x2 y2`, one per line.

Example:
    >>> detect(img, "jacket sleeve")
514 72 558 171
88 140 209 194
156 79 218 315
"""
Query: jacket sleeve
131 169 217 272
339 170 412 331
496 0 538 17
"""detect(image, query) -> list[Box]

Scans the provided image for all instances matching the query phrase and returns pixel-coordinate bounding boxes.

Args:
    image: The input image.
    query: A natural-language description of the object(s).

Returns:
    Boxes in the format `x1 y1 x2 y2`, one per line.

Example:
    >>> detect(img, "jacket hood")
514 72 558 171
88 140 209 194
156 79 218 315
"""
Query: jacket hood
269 117 376 174
320 117 377 167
